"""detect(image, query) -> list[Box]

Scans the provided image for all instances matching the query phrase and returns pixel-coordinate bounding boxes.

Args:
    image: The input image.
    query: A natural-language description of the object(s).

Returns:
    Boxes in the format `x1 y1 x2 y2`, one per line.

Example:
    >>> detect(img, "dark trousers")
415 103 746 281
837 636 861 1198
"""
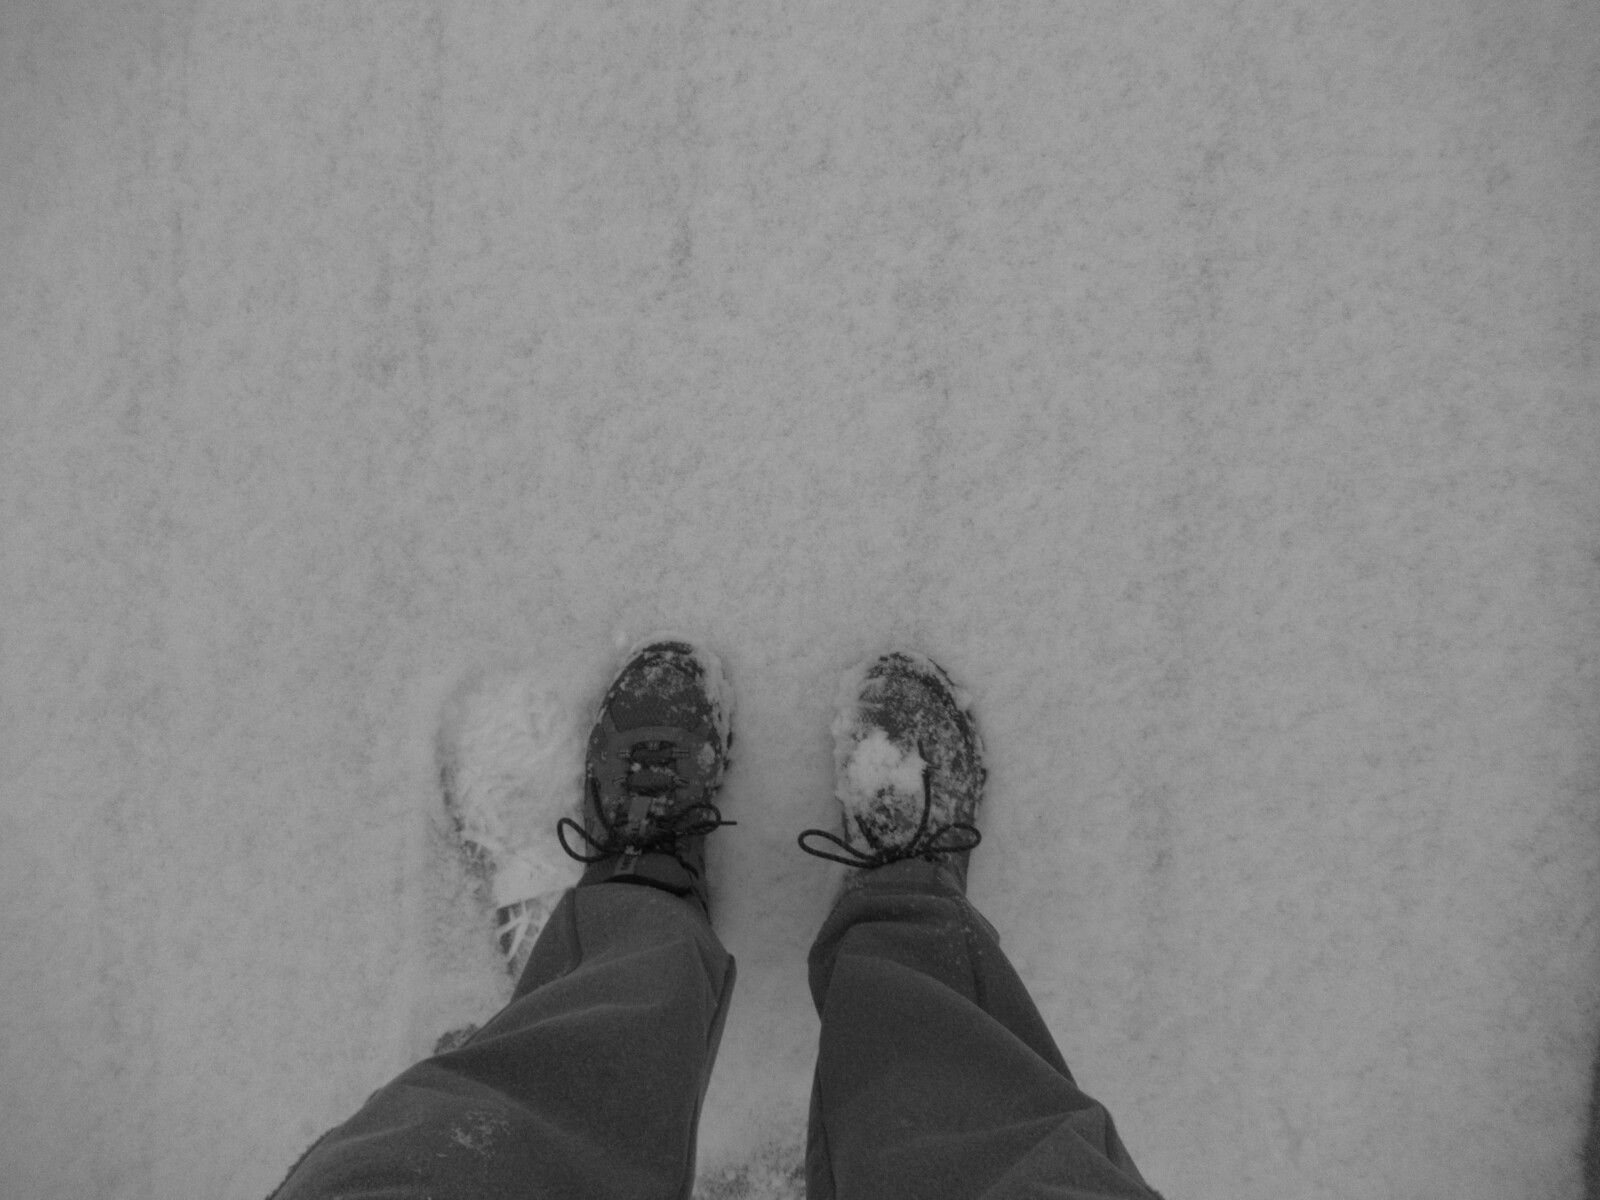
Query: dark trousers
270 858 1162 1200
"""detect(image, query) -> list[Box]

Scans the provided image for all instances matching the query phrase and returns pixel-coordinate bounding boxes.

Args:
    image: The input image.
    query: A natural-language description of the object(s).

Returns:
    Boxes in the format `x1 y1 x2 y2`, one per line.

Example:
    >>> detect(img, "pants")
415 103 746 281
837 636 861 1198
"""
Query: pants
269 858 1162 1200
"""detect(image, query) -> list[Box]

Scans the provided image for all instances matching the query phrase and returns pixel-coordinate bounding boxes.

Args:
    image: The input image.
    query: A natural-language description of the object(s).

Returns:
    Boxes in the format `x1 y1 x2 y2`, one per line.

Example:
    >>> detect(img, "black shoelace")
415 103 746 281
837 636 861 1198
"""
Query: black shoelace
557 740 736 868
797 745 981 869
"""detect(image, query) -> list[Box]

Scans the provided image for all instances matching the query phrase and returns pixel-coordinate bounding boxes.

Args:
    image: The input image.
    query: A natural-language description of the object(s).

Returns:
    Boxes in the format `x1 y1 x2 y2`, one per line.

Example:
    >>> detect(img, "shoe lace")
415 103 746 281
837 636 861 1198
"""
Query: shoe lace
556 738 736 867
796 742 981 869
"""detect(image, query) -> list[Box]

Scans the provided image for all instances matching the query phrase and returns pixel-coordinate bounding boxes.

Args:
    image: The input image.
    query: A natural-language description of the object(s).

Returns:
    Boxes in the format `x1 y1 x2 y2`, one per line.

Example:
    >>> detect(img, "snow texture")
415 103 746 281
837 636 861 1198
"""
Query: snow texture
839 728 928 810
436 667 585 983
437 668 585 912
3 4 1600 1200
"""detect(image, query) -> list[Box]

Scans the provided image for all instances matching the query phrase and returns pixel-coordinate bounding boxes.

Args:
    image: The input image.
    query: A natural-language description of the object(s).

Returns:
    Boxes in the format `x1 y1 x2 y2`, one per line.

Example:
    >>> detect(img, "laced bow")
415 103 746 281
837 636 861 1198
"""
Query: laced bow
557 737 735 869
797 742 981 868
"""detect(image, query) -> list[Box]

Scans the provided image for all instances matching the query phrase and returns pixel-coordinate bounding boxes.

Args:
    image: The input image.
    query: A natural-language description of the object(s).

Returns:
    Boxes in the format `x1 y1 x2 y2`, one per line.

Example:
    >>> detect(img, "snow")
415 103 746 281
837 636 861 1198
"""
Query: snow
437 668 585 910
3 3 1599 1199
839 728 927 808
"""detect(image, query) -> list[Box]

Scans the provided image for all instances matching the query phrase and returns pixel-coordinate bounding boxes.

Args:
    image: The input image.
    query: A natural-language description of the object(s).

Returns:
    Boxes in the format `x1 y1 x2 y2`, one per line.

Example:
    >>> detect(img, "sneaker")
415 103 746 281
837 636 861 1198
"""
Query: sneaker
559 636 735 915
799 649 986 891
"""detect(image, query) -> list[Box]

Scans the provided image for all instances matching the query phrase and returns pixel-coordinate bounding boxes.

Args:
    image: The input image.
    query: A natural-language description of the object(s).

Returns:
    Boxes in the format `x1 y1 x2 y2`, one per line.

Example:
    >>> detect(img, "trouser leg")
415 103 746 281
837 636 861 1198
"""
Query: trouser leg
270 879 736 1200
804 858 1161 1200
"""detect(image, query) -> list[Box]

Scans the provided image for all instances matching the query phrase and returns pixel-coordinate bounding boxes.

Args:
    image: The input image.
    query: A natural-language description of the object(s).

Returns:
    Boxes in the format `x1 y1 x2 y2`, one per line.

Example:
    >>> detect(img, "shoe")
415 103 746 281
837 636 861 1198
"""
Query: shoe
799 649 986 891
559 636 735 915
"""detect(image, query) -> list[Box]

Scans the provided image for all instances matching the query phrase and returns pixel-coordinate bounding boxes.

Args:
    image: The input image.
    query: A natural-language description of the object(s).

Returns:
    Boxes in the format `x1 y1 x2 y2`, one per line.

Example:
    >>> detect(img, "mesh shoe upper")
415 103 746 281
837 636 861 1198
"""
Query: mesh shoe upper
560 640 734 906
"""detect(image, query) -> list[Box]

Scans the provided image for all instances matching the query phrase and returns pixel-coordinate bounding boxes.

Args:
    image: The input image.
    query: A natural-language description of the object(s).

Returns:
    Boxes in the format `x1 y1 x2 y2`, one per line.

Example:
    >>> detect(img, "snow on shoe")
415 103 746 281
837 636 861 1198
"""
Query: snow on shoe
437 668 586 976
803 650 985 871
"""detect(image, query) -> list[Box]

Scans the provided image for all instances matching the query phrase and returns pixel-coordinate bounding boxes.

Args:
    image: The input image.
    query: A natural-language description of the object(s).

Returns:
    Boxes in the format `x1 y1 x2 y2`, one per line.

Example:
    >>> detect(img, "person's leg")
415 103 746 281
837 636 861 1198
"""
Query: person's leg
270 874 735 1200
804 858 1160 1200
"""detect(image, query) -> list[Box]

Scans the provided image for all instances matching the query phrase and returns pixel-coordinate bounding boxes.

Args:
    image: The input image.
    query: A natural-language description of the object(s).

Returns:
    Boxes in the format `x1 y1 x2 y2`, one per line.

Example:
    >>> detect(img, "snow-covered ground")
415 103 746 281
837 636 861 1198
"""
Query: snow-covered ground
3 2 1598 1197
